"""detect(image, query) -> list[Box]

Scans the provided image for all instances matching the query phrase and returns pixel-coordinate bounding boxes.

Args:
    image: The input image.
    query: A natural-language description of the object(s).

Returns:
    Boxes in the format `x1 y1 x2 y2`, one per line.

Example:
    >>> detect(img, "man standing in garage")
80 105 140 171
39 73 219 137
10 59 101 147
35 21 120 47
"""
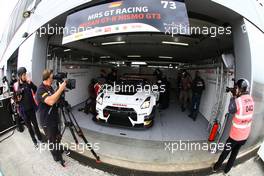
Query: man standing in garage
9 73 17 92
189 71 205 121
179 70 192 112
212 78 254 174
107 68 117 85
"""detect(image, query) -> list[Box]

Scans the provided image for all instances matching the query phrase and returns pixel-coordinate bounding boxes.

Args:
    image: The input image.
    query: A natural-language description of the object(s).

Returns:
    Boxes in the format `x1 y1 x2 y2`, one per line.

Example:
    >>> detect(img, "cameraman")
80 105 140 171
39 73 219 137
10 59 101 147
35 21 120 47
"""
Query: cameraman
212 78 255 174
2 76 10 95
14 67 43 147
10 73 17 92
36 70 66 165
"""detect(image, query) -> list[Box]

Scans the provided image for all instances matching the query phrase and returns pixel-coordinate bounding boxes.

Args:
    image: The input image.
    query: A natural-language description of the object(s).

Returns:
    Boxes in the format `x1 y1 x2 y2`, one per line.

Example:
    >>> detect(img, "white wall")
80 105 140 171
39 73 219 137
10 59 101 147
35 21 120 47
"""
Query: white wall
17 34 35 75
63 67 101 107
233 19 252 86
243 18 264 146
0 0 93 67
245 20 264 83
17 32 47 85
193 69 217 121
212 0 264 32
32 34 48 86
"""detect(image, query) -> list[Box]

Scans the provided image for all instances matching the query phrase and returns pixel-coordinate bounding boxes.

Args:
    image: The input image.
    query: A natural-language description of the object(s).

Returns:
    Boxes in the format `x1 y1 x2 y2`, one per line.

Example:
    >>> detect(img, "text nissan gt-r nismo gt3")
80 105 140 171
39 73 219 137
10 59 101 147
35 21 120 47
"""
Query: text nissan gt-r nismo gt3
95 78 159 128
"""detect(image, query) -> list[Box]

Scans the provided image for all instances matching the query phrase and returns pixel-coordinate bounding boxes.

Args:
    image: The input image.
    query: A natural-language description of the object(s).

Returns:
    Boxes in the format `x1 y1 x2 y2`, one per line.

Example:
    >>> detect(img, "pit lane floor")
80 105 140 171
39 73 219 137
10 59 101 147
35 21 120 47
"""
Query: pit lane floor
0 129 263 176
72 100 209 141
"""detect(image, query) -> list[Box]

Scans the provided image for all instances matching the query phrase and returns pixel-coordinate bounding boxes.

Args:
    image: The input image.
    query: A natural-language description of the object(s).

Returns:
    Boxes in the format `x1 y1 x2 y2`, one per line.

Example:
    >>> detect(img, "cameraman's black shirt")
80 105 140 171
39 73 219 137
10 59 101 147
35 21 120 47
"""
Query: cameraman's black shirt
36 83 59 127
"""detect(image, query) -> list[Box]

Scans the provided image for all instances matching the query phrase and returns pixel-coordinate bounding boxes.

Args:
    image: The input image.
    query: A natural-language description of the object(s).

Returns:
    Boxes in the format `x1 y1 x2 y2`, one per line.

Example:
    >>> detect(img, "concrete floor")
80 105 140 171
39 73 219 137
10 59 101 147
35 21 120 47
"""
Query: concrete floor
0 129 263 176
73 100 209 141
1 91 261 175
0 130 115 176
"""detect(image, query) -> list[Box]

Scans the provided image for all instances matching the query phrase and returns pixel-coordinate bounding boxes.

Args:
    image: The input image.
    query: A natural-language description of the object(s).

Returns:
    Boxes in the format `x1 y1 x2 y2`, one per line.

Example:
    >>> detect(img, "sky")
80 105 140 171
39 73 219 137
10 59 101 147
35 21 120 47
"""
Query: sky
0 0 18 42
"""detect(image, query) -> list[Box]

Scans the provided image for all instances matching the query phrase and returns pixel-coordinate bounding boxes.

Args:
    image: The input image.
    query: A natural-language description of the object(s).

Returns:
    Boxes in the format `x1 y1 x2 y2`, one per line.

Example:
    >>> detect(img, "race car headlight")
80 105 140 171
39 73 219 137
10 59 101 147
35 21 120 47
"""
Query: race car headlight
97 93 104 105
141 97 151 109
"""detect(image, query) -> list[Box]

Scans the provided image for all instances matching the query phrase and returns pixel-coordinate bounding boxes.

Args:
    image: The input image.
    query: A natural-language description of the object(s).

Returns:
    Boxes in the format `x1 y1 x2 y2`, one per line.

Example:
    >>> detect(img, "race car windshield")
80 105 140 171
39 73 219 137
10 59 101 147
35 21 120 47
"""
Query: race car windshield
114 79 149 95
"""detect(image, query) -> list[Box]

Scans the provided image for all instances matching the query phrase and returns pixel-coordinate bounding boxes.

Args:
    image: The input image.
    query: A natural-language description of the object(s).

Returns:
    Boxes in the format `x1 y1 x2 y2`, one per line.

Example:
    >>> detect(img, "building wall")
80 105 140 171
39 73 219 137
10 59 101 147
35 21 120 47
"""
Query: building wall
62 66 102 107
243 19 264 148
212 0 264 32
233 19 253 87
1 0 264 153
17 32 47 85
1 0 264 69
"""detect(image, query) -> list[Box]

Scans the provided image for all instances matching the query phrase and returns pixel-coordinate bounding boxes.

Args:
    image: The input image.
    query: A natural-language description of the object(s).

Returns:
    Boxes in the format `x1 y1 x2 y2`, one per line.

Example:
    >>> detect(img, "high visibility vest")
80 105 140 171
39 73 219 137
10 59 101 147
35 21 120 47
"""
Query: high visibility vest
230 94 254 141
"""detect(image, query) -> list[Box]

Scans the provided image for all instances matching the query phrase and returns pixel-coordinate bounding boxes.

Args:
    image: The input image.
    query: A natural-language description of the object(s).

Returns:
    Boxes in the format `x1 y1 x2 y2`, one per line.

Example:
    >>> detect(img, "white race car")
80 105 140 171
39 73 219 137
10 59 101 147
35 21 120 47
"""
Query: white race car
95 77 159 128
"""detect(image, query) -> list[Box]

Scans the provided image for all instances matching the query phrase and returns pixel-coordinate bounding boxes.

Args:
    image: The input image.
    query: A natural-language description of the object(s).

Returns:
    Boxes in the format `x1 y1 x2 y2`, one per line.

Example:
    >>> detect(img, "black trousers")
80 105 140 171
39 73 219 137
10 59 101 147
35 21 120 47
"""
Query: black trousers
23 109 42 143
43 125 63 161
214 137 246 173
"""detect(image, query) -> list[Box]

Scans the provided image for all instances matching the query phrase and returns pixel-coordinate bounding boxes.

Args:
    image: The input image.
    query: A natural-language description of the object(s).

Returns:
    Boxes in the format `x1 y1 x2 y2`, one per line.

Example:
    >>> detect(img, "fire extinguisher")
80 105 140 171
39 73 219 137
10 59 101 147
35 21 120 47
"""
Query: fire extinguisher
208 120 220 142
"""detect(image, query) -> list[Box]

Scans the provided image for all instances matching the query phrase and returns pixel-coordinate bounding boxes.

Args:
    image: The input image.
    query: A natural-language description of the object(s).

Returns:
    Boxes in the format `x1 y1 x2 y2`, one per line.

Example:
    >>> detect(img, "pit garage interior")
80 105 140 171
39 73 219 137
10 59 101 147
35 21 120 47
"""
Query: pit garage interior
47 35 232 142
6 0 256 172
41 0 242 143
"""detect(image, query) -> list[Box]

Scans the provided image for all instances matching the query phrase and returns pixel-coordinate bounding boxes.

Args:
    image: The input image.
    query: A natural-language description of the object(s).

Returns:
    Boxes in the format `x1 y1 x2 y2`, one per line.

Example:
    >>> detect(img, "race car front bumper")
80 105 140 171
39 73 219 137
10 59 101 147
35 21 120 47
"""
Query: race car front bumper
95 105 156 128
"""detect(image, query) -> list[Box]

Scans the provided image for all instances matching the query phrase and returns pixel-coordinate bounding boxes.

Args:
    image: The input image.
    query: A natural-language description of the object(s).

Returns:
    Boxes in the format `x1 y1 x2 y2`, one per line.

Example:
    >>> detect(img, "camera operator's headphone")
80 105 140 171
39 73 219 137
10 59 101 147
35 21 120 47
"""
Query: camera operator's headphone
17 67 27 77
236 78 250 93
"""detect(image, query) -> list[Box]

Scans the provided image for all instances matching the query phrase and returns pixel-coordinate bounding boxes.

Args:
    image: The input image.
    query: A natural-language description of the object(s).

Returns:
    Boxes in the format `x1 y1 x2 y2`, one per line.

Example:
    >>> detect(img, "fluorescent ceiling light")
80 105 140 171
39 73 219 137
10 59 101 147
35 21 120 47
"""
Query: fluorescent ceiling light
109 61 124 65
64 49 71 52
132 65 140 68
162 41 189 46
132 62 147 65
100 56 111 59
81 58 89 61
148 65 169 69
101 41 126 45
127 55 141 58
159 56 173 59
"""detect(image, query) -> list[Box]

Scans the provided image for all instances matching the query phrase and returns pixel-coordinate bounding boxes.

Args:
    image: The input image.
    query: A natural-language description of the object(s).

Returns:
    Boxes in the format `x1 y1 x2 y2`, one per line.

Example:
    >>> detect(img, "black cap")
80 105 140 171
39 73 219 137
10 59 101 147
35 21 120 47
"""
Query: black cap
17 67 27 77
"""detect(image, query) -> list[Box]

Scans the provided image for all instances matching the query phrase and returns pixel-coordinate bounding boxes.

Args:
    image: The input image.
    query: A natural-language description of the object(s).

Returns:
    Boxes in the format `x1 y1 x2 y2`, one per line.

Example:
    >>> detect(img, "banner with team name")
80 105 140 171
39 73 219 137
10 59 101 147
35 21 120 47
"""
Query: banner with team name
62 0 189 44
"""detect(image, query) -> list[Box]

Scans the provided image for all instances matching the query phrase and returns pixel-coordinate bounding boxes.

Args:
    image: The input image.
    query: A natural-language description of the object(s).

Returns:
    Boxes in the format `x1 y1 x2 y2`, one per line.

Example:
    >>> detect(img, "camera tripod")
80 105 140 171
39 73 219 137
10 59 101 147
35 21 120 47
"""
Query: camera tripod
58 96 101 163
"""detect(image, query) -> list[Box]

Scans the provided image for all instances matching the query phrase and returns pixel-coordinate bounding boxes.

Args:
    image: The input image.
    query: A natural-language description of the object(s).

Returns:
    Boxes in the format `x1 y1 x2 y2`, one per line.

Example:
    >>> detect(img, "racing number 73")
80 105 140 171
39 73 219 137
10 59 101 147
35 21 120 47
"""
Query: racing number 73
161 1 177 9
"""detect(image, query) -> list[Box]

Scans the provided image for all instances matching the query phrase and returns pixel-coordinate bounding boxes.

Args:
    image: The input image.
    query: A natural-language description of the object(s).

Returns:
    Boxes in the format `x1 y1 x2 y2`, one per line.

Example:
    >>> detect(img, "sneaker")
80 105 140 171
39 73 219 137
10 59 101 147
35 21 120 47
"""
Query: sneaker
211 164 217 173
38 138 45 143
65 150 71 156
60 159 66 167
60 149 71 156
34 142 38 148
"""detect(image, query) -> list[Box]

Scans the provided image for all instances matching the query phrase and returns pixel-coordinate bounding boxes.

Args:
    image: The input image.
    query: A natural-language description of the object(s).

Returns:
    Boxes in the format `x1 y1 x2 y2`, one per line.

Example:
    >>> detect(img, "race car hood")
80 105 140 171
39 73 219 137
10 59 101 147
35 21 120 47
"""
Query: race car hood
102 90 152 106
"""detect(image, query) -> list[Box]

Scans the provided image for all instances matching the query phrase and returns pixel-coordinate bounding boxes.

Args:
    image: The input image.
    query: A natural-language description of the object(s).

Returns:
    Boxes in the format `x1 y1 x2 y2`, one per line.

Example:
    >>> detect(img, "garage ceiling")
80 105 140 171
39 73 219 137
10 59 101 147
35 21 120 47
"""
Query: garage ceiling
48 0 238 65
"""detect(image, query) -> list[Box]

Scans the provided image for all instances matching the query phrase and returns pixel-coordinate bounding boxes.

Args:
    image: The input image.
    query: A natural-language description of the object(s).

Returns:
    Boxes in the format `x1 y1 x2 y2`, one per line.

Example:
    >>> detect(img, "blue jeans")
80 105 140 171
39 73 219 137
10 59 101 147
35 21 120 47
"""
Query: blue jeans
190 93 202 119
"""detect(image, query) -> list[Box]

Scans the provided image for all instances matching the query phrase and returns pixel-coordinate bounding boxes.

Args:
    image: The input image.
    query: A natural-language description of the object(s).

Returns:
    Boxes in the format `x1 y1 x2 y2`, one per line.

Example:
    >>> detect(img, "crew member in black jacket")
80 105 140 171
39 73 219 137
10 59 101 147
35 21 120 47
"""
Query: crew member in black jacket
14 67 43 147
189 71 205 121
